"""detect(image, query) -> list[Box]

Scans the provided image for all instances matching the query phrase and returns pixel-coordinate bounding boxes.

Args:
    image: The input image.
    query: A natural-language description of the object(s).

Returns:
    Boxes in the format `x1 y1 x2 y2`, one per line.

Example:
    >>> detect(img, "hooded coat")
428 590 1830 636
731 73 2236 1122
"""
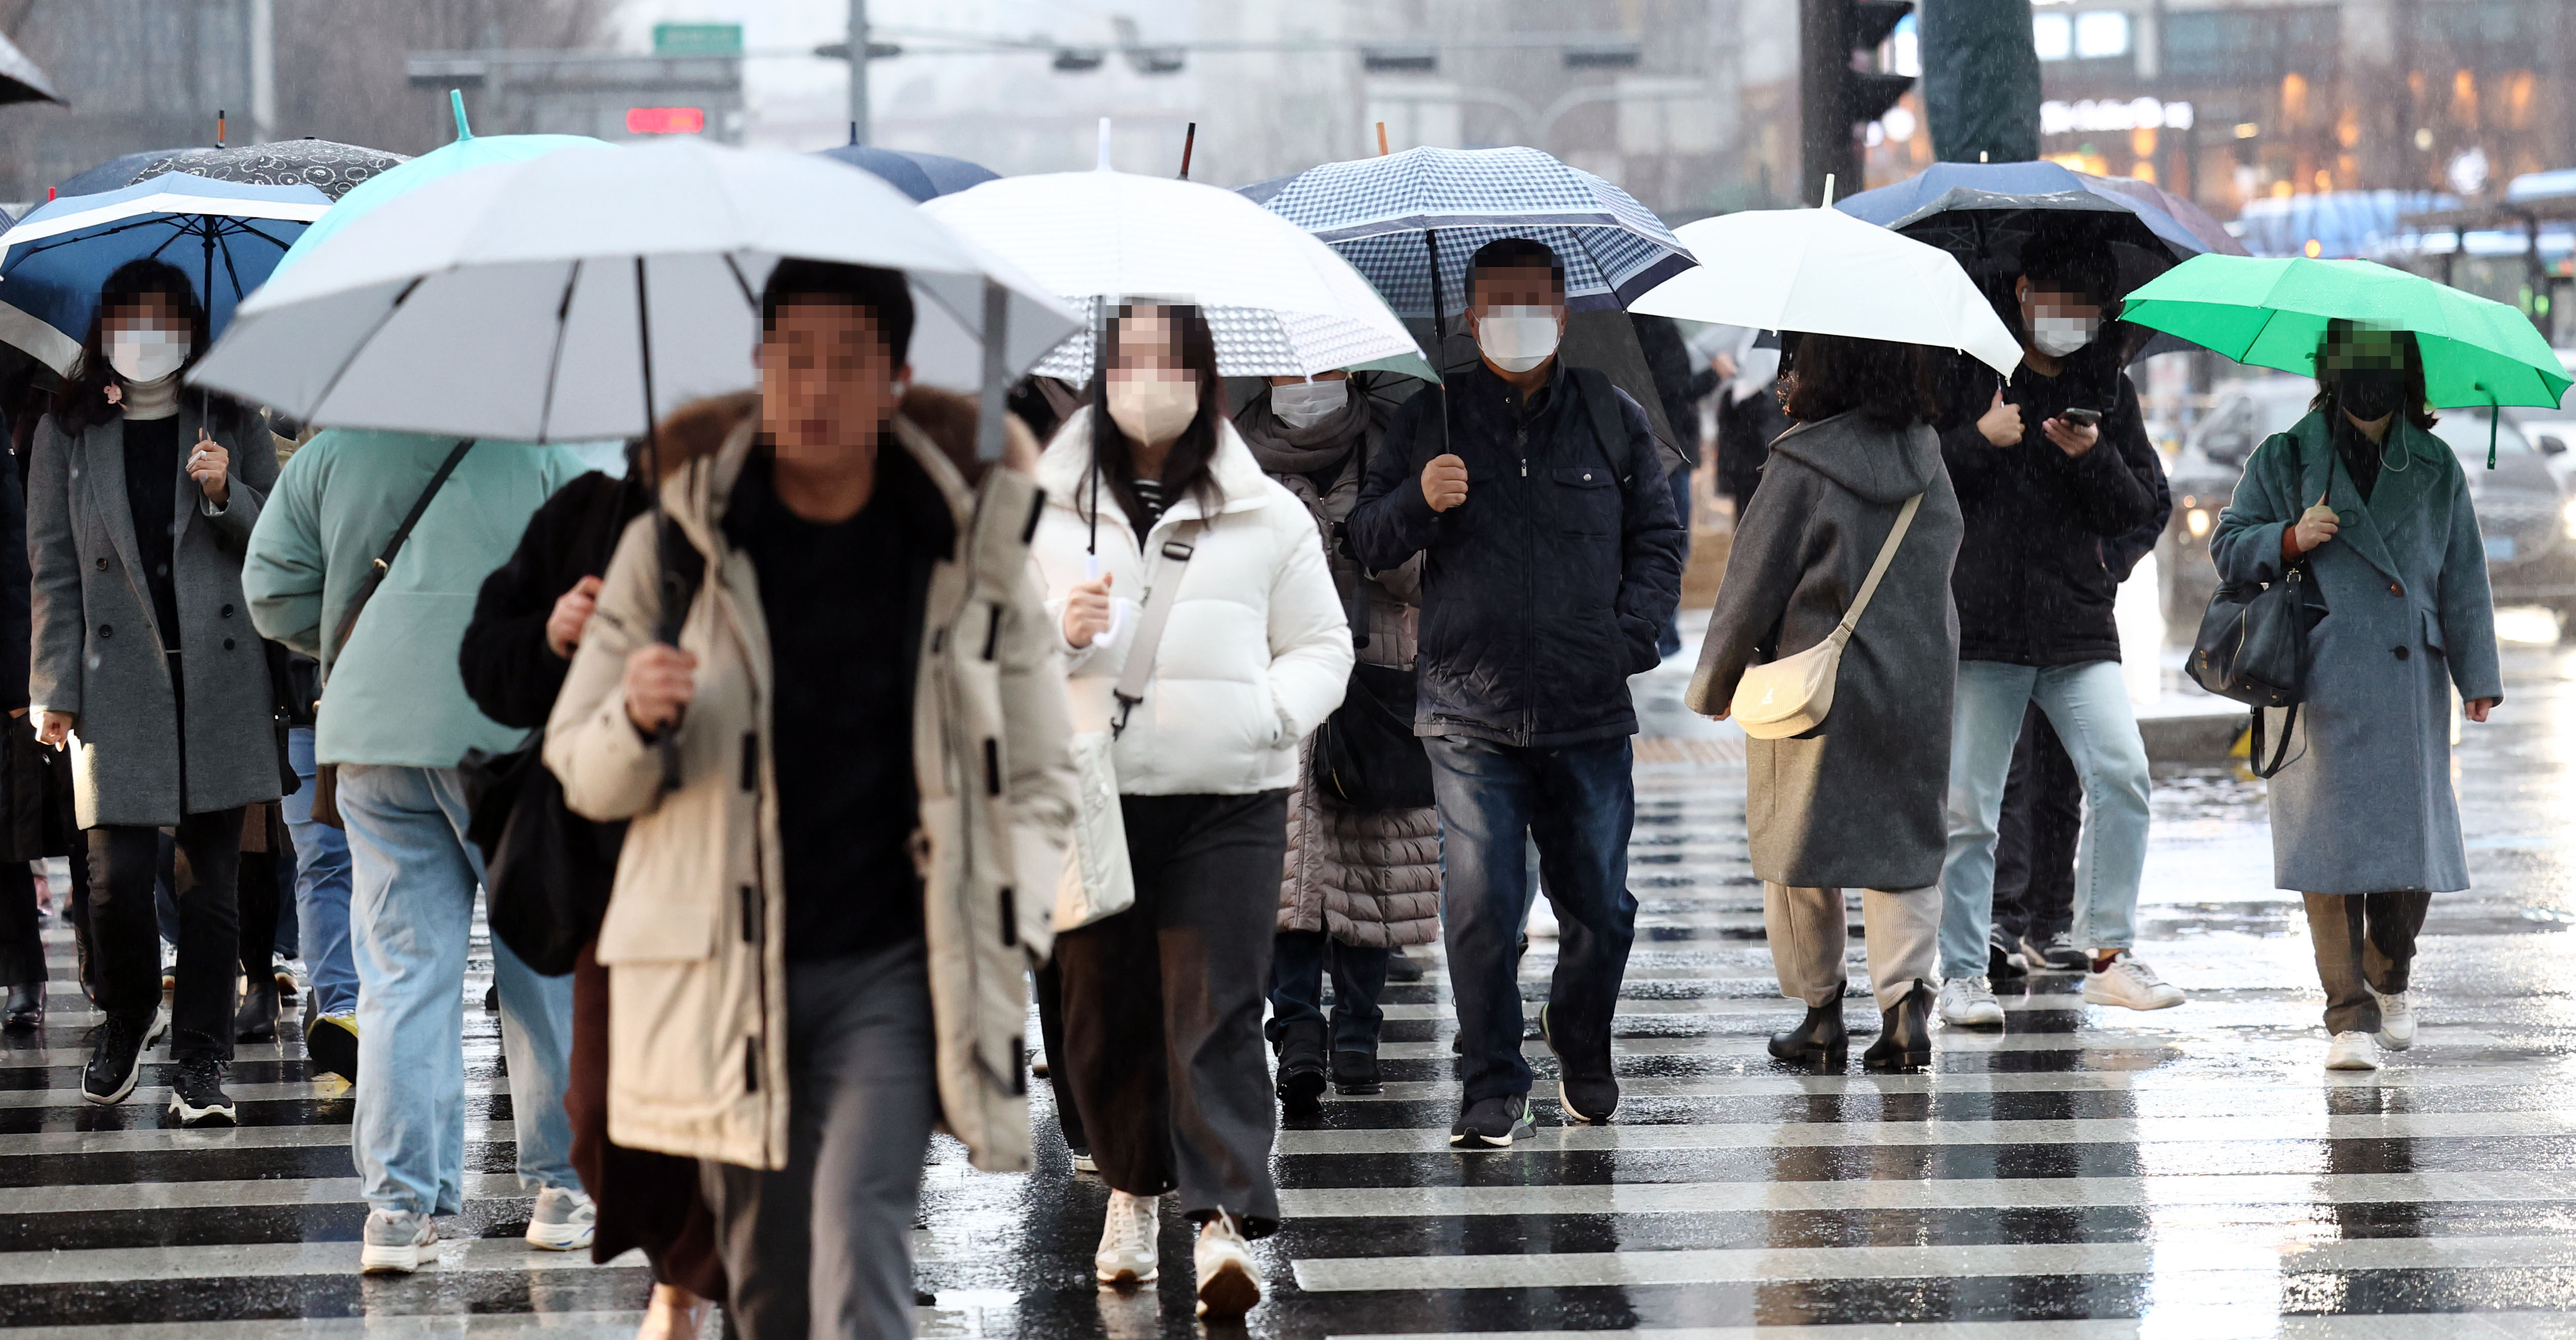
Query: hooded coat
2209 411 2501 894
1686 412 1964 890
1236 386 1440 950
544 400 1077 1173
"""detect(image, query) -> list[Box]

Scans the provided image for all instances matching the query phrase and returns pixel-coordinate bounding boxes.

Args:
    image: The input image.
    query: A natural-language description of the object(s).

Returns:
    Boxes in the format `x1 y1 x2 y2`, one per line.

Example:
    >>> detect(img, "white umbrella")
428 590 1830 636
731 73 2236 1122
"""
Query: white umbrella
919 167 1427 381
188 138 1080 458
1630 206 2024 377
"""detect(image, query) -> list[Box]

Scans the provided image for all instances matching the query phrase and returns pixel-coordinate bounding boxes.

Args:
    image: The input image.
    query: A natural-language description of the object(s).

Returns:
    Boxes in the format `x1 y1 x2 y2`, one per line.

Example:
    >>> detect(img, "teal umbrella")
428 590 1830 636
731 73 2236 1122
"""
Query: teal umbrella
275 92 600 274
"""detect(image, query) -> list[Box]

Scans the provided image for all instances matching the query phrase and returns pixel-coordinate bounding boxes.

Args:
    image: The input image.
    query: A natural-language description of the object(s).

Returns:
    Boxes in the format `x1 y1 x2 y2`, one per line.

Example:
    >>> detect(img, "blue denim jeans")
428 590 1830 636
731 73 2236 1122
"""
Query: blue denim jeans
1267 931 1389 1055
1939 660 2152 980
1426 733 1637 1103
282 727 356 1017
339 763 579 1214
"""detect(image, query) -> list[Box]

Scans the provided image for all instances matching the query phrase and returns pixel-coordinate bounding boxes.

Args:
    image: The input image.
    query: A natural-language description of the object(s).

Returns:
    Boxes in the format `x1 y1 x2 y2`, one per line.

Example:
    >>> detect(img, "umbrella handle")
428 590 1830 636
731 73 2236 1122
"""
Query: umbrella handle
2485 386 2499 471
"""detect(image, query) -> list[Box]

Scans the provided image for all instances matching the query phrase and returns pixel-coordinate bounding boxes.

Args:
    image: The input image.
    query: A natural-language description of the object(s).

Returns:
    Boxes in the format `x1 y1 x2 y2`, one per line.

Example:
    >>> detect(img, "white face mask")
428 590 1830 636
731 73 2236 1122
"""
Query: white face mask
1106 375 1199 446
1270 377 1349 429
1476 306 1561 373
2030 314 2098 358
108 326 190 384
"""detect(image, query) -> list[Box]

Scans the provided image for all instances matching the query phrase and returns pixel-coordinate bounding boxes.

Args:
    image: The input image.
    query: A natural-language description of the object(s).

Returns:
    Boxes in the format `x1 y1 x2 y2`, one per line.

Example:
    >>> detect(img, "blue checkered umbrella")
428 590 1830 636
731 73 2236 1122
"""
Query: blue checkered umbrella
1244 146 1694 322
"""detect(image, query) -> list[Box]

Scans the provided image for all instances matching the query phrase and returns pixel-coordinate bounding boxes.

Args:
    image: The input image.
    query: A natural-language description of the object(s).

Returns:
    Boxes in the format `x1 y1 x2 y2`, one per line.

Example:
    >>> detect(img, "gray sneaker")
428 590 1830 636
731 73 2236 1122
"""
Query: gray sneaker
2020 930 2089 972
525 1185 596 1251
360 1209 436 1274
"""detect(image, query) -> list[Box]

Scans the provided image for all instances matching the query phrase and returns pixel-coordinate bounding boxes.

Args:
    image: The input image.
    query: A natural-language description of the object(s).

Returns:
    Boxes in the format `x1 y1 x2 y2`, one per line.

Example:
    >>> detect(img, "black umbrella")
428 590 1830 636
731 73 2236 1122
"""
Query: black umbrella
0 31 59 107
131 140 409 201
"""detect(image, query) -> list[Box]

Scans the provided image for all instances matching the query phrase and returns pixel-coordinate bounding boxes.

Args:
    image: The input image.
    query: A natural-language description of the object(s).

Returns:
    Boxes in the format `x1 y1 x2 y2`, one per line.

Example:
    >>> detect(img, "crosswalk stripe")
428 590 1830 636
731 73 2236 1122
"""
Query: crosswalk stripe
1290 1233 2576 1291
1276 1170 2576 1217
1273 1108 2576 1155
0 1121 514 1155
1313 1063 2576 1101
1372 1029 2515 1059
0 1173 533 1215
0 1237 641 1287
1326 1316 2576 1340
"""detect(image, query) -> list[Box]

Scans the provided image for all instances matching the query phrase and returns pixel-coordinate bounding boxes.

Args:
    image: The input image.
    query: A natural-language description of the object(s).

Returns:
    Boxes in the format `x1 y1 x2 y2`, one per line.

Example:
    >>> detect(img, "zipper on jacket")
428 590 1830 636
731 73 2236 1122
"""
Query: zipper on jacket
1516 423 1537 744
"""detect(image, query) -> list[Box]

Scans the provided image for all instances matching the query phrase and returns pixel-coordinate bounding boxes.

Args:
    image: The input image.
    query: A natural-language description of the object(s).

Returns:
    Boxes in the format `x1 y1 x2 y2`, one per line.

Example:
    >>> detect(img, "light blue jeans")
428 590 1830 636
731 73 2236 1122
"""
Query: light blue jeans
1939 660 2151 980
339 763 579 1215
283 727 357 1017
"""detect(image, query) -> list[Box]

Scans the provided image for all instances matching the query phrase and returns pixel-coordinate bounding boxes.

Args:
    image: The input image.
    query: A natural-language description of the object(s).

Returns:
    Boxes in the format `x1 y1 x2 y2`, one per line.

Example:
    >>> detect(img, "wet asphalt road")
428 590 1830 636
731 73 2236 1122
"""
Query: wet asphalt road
2 645 2575 1338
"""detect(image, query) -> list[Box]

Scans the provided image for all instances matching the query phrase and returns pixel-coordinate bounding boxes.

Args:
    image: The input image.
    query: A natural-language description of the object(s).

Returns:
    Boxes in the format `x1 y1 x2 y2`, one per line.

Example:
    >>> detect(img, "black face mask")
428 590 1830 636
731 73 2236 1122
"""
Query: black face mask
2336 369 2405 420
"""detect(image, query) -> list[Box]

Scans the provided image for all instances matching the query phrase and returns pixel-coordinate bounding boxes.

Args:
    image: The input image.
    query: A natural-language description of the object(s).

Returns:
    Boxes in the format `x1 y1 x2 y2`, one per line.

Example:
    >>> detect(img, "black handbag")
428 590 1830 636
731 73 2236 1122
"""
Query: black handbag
2189 561 2328 778
1313 661 1435 811
461 739 617 977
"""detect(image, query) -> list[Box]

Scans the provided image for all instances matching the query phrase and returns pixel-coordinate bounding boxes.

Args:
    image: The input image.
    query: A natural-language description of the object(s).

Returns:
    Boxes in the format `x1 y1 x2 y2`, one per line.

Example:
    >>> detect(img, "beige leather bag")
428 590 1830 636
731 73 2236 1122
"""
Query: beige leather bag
1730 493 1922 740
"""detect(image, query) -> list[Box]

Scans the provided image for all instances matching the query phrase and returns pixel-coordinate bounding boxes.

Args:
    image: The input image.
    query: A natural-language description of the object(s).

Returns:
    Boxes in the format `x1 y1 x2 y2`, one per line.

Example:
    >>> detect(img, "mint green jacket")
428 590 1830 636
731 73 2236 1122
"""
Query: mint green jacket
244 429 588 767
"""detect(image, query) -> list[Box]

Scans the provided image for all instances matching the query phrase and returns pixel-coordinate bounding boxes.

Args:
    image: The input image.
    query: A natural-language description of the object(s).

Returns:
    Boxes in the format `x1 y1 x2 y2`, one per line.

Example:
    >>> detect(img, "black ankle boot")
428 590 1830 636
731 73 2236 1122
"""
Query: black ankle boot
1274 1021 1327 1117
1864 981 1935 1072
235 974 279 1044
1767 1001 1847 1067
1330 1048 1381 1095
3 982 41 1032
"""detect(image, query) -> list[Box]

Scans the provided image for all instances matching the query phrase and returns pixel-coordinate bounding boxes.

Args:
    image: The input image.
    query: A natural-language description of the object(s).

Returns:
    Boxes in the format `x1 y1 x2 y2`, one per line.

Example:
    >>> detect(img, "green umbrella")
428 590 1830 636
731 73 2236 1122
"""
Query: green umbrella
2121 252 2569 410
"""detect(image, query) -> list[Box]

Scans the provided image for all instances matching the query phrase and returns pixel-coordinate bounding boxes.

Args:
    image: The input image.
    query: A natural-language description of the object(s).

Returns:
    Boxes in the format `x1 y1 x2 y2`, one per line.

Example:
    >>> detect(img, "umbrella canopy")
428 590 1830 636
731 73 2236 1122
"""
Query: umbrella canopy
189 138 1080 448
0 30 58 106
55 148 213 198
280 92 597 273
922 168 1426 381
1837 160 2245 266
1630 207 2023 377
129 139 409 202
1244 145 1695 319
2119 254 2571 412
814 143 999 203
0 172 330 374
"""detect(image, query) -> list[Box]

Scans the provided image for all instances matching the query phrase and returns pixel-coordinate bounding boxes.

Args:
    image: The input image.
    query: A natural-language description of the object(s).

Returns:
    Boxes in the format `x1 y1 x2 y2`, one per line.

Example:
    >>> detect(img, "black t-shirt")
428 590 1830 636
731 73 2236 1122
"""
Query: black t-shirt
722 445 951 962
122 416 181 651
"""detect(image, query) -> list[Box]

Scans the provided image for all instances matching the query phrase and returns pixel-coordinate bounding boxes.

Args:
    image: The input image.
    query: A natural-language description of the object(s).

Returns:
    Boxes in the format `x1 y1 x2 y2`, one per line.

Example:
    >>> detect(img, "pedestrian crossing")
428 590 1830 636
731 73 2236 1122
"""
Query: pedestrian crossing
0 656 2570 1336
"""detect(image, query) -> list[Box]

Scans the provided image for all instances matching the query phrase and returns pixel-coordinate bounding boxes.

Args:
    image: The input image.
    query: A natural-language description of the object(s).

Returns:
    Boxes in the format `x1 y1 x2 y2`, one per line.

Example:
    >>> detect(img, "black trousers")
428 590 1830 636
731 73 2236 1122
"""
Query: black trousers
90 808 242 1058
2303 891 2431 1035
0 861 39 987
1056 790 1285 1236
236 807 290 977
1993 702 2081 946
1032 956 1086 1154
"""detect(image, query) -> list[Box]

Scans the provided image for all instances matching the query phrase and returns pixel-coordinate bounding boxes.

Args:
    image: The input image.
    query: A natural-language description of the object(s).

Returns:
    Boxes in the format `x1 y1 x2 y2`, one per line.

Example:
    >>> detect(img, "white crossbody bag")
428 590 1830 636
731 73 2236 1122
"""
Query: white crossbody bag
1053 520 1204 932
1729 493 1922 740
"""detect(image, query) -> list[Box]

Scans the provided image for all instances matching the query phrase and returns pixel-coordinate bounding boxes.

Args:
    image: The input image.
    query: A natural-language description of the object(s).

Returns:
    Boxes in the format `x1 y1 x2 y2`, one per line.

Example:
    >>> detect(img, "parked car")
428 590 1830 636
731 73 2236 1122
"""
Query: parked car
2162 374 2576 632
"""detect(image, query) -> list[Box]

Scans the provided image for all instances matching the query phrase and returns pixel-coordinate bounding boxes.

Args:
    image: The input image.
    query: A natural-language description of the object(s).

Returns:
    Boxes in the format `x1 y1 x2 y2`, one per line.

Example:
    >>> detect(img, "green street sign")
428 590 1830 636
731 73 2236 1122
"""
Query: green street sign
653 23 743 56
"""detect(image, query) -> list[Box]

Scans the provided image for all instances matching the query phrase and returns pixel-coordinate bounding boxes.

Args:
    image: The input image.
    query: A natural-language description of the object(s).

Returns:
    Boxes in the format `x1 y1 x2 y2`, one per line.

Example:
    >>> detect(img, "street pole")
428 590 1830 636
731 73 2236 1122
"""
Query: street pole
1799 0 1856 208
847 0 869 145
248 0 275 142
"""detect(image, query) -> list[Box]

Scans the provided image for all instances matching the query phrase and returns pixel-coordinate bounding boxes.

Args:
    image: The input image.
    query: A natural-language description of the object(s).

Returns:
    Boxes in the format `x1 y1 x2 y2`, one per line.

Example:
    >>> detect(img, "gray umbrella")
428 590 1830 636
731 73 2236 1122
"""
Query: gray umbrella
0 30 60 106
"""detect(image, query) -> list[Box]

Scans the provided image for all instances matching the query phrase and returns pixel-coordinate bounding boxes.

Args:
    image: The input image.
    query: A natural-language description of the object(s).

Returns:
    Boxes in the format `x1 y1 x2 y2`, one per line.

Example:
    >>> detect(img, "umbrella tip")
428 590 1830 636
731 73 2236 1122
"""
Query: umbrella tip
1097 117 1113 170
849 120 859 146
1821 173 1835 209
450 90 473 140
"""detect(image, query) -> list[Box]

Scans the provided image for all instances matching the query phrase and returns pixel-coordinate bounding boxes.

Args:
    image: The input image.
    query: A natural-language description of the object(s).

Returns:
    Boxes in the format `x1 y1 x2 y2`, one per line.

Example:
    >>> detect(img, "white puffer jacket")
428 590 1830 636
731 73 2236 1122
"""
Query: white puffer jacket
1031 414 1353 795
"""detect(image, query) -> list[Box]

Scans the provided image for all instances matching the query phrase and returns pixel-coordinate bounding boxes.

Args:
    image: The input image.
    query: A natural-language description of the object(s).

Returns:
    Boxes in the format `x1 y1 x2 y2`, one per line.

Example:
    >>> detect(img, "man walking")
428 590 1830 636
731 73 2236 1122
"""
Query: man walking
1350 238 1685 1149
245 428 592 1272
1934 239 2185 1028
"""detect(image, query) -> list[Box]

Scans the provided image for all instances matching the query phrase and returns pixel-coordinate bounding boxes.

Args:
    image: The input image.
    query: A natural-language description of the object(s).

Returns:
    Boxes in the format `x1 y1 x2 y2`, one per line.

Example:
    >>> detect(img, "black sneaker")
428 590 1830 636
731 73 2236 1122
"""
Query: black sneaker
81 1015 149 1105
236 974 280 1043
1273 1021 1327 1118
1383 951 1425 984
1539 1004 1619 1123
168 1055 236 1127
305 1010 359 1083
1329 1049 1382 1095
1449 1094 1535 1150
1988 941 2028 984
2 982 41 1033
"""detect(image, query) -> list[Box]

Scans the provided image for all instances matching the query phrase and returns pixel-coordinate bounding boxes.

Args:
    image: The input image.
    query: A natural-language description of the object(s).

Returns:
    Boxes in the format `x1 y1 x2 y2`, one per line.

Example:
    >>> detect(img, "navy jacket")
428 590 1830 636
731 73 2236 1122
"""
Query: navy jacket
1350 361 1685 746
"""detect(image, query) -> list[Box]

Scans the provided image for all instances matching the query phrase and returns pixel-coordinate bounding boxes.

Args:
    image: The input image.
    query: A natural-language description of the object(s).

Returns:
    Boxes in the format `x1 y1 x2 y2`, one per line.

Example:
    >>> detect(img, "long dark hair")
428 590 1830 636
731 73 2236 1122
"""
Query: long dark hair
53 258 244 435
1084 302 1224 539
1780 332 1937 428
2308 322 2438 432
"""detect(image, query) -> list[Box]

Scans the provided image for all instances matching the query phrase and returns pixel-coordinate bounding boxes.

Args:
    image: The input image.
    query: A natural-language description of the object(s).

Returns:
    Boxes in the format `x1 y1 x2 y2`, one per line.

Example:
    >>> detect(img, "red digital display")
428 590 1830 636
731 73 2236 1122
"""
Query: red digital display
626 106 707 135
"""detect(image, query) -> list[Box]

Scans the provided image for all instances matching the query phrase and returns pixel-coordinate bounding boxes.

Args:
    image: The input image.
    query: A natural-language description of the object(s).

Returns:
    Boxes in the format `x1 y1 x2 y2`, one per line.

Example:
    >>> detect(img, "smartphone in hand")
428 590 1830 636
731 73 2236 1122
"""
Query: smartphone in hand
2060 407 2102 429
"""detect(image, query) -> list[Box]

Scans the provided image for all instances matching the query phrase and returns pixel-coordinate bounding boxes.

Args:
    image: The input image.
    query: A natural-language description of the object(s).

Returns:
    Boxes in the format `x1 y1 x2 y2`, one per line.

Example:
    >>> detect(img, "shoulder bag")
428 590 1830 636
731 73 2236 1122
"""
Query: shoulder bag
2189 513 2330 781
1729 492 1923 740
1054 519 1203 933
309 440 475 829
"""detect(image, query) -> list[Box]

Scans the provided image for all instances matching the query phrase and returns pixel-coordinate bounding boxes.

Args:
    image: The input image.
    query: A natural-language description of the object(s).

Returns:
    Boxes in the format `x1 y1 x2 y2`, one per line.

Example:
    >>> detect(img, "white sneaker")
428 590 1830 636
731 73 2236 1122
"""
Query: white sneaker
1192 1209 1262 1320
1094 1189 1159 1287
1071 1147 1099 1175
360 1208 436 1274
2370 987 2416 1051
2082 952 2186 1010
1938 977 2004 1029
525 1185 595 1251
2326 1030 2382 1070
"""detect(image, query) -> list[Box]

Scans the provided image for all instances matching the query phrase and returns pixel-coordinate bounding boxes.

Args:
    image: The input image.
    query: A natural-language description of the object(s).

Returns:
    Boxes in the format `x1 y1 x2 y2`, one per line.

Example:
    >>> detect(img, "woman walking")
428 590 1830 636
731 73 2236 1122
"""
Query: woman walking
1033 304 1351 1319
2210 323 2500 1071
1236 370 1440 1113
1685 333 1962 1071
27 258 280 1123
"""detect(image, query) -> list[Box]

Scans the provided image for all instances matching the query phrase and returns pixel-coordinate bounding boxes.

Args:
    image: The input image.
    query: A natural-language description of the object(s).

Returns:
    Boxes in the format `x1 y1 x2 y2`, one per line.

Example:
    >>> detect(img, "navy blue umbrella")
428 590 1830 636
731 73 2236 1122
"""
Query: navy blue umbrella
54 148 210 199
0 172 330 373
1836 160 2242 263
812 143 998 203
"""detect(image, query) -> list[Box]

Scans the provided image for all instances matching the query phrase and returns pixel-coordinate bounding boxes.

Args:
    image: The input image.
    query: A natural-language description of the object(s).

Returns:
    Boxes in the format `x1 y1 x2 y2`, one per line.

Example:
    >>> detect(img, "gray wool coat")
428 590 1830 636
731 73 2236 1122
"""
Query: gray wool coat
1686 411 1964 890
2210 411 2501 895
27 406 282 828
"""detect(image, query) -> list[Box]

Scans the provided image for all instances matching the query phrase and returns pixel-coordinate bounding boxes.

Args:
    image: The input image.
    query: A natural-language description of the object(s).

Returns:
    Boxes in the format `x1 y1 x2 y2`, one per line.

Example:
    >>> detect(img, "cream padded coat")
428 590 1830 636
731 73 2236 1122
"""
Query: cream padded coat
545 409 1076 1172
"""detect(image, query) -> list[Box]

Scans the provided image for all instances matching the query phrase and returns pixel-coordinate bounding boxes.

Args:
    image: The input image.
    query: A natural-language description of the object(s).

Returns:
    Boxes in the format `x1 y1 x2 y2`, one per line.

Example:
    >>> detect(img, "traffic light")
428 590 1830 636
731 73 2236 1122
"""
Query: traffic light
1800 0 1915 205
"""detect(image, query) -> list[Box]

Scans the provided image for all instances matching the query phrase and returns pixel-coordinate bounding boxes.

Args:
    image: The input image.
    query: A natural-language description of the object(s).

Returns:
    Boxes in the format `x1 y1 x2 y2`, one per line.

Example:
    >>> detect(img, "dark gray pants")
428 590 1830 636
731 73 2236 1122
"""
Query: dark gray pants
2302 891 2430 1035
1056 790 1285 1236
699 940 936 1340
